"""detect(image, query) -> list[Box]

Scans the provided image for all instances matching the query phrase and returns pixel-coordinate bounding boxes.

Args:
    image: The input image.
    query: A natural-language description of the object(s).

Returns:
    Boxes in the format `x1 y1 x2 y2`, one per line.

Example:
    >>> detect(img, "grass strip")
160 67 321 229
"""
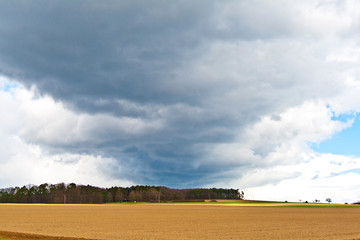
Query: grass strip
108 201 360 207
283 203 360 207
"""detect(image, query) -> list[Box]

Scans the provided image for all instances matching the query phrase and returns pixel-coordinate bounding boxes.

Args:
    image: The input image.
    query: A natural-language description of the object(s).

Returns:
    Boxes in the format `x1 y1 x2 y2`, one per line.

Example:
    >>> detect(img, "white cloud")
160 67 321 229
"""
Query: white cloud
0 136 133 188
2 79 164 147
204 100 360 203
240 154 360 203
204 101 352 166
0 76 134 188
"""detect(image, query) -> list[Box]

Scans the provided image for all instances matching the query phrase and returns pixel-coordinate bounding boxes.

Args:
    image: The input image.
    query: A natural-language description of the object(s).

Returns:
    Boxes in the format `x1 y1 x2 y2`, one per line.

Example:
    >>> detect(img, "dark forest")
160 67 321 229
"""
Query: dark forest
0 183 244 204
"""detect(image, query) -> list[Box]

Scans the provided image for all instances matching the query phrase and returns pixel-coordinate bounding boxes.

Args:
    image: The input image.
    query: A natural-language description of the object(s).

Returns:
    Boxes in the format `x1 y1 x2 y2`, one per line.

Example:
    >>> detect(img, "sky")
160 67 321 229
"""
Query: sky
1 0 360 203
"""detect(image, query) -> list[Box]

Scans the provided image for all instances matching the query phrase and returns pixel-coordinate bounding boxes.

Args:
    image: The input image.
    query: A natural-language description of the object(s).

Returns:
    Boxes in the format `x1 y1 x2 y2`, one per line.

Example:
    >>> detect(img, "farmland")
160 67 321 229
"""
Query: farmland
1 203 360 240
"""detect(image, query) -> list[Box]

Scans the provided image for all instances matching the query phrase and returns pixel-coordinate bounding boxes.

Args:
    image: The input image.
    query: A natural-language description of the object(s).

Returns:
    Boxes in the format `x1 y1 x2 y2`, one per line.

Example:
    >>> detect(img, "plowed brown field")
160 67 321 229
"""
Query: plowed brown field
1 204 360 240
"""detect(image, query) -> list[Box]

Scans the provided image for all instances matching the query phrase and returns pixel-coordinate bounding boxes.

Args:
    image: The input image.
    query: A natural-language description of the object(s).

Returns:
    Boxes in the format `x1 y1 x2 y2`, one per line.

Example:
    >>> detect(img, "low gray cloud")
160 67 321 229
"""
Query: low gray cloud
0 0 358 188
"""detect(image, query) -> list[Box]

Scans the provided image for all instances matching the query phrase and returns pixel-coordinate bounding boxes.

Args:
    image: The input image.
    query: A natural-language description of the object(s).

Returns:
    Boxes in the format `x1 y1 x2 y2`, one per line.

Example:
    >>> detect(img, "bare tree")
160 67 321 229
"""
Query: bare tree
114 190 124 202
128 190 136 202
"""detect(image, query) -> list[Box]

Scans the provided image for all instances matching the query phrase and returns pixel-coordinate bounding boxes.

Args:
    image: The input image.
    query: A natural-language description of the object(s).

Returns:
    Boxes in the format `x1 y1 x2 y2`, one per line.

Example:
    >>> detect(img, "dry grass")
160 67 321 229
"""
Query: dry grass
1 204 360 239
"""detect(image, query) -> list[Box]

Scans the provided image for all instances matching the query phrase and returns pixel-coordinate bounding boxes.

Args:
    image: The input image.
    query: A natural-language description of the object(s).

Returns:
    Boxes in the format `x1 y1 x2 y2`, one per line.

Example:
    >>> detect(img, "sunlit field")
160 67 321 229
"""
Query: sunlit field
1 202 360 240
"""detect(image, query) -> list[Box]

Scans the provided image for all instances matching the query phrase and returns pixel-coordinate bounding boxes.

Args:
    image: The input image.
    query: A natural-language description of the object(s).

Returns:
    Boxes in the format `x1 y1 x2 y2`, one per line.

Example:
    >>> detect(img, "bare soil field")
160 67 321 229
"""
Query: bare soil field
1 204 360 240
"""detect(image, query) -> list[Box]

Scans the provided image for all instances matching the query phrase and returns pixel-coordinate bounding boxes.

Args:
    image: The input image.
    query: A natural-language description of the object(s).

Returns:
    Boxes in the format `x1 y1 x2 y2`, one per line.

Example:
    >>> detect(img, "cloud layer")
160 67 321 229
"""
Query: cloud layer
1 0 360 202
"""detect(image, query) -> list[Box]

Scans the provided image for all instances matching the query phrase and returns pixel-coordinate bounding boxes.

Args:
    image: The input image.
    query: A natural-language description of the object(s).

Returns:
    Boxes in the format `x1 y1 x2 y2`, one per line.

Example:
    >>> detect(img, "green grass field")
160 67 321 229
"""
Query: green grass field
282 203 360 207
107 201 360 207
2 201 359 207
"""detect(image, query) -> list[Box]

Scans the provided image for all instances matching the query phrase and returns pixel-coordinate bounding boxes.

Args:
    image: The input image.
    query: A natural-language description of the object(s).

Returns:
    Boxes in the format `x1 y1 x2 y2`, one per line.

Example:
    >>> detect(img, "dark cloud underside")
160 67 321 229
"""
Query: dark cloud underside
0 0 345 187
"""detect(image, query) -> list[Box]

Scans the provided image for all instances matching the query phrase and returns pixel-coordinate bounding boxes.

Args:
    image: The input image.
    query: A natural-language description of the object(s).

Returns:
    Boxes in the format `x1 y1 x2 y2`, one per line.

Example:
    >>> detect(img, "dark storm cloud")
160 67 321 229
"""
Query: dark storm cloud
0 0 297 107
0 0 345 187
0 1 213 105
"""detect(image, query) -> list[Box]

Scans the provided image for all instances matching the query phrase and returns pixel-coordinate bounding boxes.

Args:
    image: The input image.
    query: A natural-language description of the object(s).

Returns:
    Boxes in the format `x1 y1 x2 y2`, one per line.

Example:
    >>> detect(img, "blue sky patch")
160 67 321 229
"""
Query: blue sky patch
0 78 22 92
312 115 360 157
339 168 360 175
331 113 355 122
2 81 21 92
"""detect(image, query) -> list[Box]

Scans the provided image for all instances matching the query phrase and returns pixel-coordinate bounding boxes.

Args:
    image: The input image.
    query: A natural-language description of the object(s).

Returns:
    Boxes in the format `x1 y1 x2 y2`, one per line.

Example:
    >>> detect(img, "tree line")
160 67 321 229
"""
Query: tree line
0 183 244 204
